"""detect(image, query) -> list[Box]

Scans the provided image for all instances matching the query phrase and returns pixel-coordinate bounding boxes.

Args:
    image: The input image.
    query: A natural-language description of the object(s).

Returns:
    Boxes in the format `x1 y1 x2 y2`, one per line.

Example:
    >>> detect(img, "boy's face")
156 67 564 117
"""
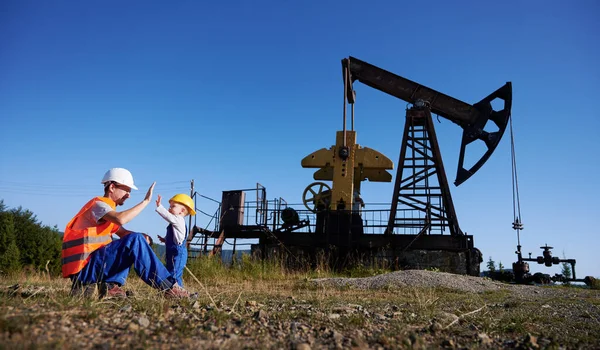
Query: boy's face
168 201 188 216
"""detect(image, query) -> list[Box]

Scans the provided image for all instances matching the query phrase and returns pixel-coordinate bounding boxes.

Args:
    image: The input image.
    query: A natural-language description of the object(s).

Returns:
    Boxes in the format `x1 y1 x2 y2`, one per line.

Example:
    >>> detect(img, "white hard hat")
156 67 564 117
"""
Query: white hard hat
101 168 138 190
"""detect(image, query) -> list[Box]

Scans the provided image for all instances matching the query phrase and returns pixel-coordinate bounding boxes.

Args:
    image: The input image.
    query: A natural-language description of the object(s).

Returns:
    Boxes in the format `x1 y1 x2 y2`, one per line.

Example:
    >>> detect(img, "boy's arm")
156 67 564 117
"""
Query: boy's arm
156 206 187 245
155 205 180 224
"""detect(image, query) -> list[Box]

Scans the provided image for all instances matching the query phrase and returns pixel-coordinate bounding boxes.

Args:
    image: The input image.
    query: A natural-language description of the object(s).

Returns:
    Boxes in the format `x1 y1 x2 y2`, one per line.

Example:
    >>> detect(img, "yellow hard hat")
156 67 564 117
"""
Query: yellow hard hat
169 194 196 216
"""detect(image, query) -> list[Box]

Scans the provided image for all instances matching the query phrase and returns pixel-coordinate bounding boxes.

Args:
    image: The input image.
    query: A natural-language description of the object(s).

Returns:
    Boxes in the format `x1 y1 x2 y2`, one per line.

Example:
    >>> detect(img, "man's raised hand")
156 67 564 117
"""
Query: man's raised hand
144 182 156 202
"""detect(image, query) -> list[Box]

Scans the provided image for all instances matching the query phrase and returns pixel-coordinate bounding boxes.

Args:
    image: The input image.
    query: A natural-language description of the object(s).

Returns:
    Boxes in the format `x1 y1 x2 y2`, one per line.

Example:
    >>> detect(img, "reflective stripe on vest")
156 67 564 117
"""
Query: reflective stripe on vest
61 197 119 278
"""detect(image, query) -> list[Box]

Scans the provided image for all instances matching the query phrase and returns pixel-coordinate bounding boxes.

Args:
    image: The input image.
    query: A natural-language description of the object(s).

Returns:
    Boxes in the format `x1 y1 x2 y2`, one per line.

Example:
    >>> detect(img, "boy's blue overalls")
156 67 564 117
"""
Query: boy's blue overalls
165 223 188 286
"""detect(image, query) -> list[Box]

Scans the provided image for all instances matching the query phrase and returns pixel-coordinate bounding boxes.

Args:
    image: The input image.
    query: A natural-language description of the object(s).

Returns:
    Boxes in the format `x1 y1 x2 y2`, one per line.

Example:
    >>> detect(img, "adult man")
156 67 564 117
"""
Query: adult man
62 168 191 298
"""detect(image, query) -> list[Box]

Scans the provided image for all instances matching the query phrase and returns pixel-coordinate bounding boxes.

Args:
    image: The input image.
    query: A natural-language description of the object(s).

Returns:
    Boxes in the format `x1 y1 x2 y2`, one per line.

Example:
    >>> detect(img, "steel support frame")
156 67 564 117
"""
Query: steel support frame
387 107 462 237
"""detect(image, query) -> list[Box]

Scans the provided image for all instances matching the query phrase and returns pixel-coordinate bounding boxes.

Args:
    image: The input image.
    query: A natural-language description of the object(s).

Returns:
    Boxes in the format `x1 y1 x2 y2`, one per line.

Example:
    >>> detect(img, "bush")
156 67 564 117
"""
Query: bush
0 211 22 274
585 276 600 290
0 200 62 275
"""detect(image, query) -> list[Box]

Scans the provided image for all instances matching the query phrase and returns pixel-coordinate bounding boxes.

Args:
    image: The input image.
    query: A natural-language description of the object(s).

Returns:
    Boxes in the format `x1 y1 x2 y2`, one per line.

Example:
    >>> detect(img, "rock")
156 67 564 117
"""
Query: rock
332 330 343 342
253 309 268 320
295 343 311 350
429 321 442 333
375 313 387 321
127 322 139 331
477 333 492 346
138 317 150 328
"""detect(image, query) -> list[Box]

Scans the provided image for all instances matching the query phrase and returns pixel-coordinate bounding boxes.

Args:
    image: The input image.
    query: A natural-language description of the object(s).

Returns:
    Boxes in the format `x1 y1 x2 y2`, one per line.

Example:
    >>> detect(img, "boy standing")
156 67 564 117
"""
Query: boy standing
155 193 196 287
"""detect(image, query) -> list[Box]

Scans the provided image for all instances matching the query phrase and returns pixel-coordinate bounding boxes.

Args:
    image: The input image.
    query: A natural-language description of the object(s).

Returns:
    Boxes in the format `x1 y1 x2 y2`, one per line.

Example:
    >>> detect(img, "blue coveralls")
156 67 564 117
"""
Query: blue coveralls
164 224 188 287
70 232 176 290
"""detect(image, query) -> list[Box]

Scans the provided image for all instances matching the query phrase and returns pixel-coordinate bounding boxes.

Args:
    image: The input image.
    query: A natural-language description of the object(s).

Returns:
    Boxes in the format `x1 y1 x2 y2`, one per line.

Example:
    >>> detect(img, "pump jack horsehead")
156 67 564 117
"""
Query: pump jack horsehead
301 57 511 274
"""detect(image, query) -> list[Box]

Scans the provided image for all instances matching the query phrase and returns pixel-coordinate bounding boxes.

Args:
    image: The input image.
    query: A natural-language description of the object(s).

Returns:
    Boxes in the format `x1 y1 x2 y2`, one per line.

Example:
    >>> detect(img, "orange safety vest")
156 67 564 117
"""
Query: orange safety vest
62 197 120 277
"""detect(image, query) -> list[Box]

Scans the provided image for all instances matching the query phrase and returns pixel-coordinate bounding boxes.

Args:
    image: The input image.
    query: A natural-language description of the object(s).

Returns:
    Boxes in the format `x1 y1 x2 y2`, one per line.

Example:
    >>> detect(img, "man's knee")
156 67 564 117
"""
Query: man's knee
122 232 145 244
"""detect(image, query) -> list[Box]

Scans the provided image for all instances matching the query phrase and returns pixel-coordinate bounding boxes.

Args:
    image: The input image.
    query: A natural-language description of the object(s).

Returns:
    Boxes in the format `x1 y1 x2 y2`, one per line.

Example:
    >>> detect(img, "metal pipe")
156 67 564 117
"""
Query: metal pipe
188 179 194 248
343 65 348 147
351 103 354 131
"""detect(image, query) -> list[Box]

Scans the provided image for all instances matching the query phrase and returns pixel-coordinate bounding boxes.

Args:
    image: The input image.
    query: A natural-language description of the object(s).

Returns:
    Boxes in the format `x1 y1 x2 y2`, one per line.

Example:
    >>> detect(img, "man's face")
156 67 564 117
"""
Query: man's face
111 183 131 206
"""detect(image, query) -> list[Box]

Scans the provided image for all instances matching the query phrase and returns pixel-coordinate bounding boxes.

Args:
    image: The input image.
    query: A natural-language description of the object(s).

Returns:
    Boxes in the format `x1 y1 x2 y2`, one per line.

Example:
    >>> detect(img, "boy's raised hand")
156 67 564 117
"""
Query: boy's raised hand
156 194 162 207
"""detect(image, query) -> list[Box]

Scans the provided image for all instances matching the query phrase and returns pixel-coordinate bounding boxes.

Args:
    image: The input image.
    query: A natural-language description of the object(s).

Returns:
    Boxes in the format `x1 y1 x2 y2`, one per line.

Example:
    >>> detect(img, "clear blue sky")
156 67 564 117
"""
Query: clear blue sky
1 1 598 278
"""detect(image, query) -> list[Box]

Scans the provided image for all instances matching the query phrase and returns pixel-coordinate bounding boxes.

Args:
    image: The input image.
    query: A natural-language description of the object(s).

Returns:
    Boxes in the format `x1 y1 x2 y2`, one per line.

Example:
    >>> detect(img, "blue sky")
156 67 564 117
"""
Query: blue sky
1 1 598 278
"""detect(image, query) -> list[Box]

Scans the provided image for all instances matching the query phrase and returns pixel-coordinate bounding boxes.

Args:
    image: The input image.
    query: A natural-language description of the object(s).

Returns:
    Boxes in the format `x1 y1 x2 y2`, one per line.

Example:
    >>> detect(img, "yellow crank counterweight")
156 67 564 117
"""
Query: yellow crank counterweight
301 130 393 211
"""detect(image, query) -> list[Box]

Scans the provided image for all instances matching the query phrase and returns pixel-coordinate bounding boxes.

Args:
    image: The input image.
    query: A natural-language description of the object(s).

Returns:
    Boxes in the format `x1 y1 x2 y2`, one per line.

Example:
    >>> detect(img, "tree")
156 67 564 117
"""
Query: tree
487 257 496 273
11 206 41 267
3 204 62 275
0 211 22 273
498 261 504 272
561 252 572 285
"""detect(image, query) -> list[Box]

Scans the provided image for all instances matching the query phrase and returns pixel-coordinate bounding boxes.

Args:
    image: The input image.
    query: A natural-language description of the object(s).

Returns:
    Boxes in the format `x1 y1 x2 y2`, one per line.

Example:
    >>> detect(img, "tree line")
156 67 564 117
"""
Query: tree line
0 200 62 275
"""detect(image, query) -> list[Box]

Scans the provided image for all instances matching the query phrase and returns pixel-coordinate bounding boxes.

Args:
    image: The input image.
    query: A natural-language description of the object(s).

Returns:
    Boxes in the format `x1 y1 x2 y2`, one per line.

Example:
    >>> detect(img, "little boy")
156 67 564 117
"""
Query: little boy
155 193 196 287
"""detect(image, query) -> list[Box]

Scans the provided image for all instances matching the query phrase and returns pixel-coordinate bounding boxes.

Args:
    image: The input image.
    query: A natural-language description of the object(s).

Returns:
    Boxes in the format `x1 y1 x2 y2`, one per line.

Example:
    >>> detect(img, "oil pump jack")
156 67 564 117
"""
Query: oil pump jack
300 57 512 275
186 56 594 281
188 56 514 276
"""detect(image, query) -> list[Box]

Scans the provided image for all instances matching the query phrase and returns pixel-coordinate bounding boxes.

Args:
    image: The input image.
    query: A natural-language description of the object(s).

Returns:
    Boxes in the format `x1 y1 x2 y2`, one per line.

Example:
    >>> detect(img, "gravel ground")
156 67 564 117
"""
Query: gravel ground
2 271 599 349
310 270 568 297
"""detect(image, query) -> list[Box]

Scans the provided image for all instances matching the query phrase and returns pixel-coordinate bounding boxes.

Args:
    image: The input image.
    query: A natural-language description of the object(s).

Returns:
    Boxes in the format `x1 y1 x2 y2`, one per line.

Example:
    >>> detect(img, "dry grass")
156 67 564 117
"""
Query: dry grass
1 259 599 349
